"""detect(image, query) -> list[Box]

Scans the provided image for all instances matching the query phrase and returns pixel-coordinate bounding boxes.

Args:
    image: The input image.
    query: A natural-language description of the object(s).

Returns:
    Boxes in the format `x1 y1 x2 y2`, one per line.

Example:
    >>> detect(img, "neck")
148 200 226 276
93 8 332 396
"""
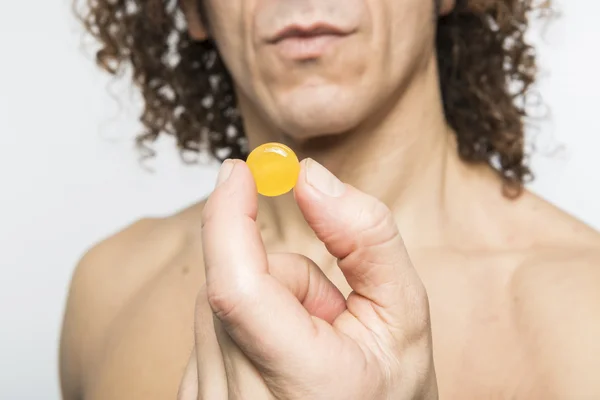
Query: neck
240 57 472 249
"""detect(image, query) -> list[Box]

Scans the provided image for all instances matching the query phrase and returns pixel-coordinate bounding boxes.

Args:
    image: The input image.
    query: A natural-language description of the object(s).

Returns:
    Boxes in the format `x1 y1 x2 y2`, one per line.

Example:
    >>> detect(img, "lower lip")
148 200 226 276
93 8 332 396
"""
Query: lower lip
274 34 346 60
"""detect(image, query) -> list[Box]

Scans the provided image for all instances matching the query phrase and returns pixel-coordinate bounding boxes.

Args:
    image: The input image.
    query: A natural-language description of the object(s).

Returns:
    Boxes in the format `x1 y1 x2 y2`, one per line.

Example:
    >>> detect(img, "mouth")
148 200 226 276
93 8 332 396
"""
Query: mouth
269 23 352 43
267 23 355 61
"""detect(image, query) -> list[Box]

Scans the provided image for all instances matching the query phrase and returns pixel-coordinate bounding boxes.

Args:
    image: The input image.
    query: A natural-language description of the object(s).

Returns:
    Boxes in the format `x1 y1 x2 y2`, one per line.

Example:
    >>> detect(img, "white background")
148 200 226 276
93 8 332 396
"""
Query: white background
0 0 599 399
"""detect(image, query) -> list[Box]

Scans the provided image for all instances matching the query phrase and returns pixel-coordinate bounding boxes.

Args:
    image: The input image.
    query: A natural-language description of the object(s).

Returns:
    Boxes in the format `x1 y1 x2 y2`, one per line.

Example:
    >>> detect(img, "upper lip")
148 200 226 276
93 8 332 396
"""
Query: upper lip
267 23 352 44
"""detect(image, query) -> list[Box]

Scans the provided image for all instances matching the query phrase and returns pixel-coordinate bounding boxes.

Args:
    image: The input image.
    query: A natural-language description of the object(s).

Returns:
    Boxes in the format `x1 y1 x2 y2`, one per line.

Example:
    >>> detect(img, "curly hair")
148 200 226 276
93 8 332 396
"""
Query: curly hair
75 0 552 196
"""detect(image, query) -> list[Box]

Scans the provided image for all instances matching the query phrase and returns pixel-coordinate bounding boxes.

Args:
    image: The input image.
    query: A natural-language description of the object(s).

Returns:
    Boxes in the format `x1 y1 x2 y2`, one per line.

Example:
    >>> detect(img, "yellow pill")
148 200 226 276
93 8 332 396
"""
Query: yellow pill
246 142 300 197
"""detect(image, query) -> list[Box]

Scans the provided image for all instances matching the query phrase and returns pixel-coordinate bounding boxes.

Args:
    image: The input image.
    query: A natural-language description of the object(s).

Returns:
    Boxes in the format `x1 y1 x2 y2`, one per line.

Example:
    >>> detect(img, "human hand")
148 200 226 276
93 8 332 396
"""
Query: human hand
178 158 438 400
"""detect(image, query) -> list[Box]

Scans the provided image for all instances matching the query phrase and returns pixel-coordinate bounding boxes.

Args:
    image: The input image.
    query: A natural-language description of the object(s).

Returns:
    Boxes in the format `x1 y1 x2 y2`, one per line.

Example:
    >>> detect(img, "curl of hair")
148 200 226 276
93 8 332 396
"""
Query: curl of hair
76 0 553 196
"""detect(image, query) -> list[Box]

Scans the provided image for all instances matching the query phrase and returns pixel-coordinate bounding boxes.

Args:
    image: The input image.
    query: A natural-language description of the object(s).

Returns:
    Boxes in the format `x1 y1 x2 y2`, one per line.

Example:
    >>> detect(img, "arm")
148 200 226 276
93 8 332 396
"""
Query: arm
59 218 160 399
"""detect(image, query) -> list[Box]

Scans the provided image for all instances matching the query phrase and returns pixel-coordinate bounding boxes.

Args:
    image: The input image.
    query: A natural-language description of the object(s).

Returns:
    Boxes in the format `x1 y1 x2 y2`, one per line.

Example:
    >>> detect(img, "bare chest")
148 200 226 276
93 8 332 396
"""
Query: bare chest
417 258 543 399
84 254 200 400
85 248 545 400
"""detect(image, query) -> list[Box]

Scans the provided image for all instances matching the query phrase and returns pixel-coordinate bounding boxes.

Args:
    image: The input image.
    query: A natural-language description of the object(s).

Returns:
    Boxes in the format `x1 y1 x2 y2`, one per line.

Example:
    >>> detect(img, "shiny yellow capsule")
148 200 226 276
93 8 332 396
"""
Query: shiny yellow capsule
246 142 300 197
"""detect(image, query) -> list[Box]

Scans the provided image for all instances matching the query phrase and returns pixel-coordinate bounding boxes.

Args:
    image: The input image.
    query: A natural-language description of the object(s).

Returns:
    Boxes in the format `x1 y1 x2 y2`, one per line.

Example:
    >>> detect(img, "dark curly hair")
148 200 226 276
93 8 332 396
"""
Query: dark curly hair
75 0 553 196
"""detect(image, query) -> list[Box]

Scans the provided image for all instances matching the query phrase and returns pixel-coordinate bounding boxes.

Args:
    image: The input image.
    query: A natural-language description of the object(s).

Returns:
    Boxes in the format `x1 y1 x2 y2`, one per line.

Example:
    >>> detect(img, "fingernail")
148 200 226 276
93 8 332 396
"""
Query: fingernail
216 159 235 188
306 158 345 197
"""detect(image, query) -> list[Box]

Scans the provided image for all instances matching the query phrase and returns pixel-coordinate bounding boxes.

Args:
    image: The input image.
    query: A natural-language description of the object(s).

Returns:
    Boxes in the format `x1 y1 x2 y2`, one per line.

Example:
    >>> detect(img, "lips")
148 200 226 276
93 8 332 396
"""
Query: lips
266 23 355 60
268 23 352 44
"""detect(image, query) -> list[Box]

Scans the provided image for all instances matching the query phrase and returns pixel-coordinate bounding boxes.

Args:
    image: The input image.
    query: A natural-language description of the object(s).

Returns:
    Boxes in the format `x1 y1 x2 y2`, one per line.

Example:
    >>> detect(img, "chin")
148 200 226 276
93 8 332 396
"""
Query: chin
273 84 370 138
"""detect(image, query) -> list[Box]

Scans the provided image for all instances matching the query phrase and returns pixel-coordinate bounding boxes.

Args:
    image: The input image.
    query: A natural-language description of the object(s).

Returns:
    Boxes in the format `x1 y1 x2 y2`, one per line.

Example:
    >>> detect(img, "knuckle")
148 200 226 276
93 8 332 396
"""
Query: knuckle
206 285 245 322
355 199 400 248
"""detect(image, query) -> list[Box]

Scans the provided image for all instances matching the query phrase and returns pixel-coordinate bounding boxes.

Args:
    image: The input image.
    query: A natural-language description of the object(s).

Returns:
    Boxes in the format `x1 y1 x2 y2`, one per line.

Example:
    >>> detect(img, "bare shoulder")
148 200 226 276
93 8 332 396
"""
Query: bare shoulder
511 192 600 327
59 201 207 399
509 194 600 397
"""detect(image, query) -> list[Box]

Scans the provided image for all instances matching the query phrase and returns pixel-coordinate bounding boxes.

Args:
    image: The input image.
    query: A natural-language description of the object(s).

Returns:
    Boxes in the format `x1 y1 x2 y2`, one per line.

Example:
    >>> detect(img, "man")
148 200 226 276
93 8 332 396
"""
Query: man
60 0 600 399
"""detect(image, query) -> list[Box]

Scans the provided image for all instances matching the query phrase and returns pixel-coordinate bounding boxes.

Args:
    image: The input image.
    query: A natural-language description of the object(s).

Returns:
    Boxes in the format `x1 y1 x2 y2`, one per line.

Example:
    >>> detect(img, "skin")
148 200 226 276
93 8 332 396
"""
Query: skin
60 0 600 399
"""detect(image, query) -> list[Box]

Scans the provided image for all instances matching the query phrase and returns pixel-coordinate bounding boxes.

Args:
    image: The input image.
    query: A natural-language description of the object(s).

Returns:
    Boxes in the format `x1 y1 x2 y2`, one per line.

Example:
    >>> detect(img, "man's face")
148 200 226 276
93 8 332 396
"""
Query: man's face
196 0 442 139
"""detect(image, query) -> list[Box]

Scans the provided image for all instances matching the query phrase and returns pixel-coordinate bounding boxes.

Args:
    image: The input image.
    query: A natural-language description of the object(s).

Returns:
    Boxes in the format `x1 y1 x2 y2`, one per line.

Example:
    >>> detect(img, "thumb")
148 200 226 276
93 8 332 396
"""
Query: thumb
293 159 429 328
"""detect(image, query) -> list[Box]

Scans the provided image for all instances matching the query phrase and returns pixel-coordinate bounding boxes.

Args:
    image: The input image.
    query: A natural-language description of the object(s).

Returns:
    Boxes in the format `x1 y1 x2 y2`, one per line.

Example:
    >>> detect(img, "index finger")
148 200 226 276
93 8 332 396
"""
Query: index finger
201 159 267 294
200 160 317 362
